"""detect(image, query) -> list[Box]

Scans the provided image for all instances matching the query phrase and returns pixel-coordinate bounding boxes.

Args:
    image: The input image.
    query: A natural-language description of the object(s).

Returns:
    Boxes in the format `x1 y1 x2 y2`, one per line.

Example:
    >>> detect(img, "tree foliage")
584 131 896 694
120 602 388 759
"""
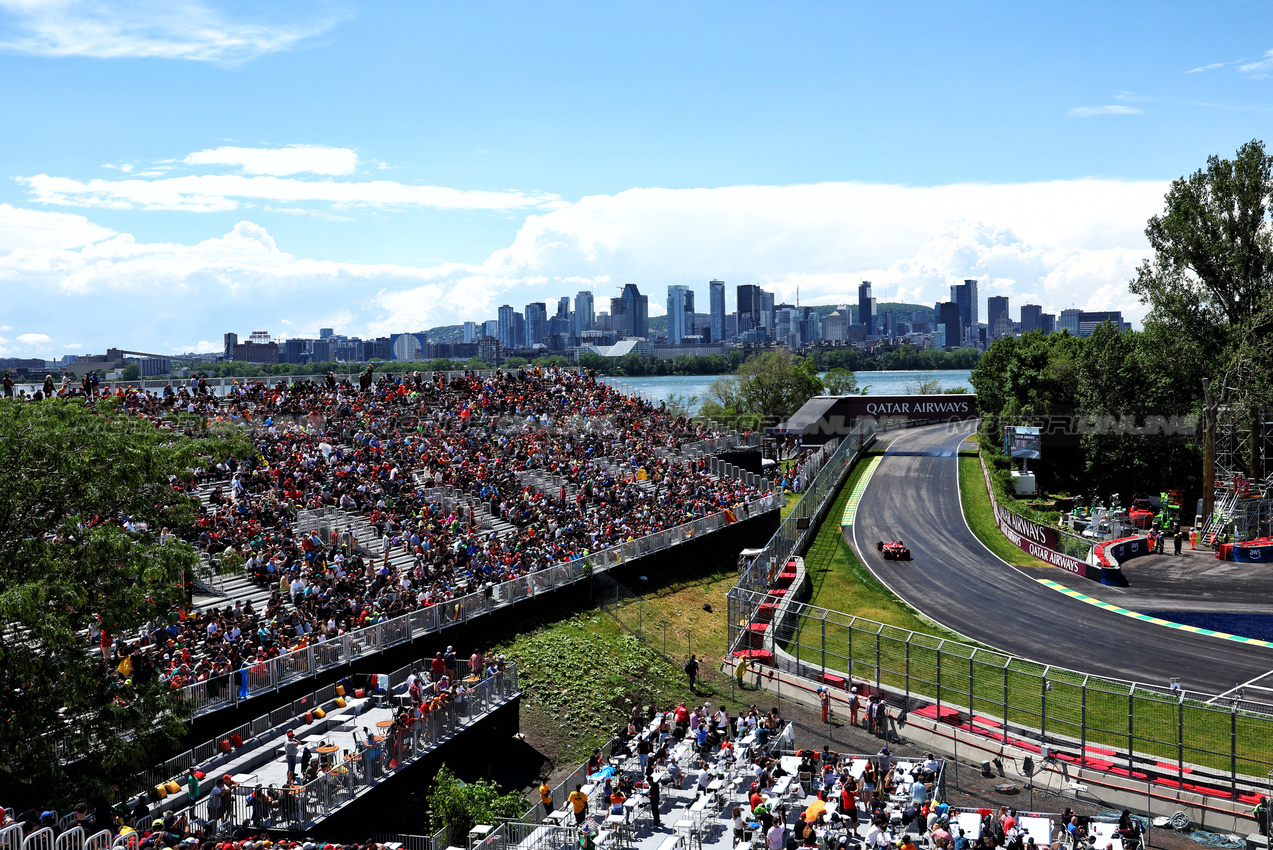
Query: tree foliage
0 399 247 802
427 765 529 842
699 350 824 428
821 368 860 396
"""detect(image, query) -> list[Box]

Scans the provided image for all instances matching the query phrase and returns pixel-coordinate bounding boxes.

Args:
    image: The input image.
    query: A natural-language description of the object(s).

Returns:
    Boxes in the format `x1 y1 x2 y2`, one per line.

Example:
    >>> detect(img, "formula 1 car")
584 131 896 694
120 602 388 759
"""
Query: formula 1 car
877 540 911 560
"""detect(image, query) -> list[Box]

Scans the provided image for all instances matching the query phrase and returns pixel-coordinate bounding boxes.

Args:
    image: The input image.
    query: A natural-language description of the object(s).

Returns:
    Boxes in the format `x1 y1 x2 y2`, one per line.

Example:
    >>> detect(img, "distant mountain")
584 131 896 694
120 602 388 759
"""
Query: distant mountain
426 324 465 343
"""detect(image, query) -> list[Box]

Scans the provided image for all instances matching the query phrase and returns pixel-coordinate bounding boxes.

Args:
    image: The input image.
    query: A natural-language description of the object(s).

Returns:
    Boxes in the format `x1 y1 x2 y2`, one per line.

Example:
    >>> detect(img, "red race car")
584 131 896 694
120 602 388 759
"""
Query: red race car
877 540 911 560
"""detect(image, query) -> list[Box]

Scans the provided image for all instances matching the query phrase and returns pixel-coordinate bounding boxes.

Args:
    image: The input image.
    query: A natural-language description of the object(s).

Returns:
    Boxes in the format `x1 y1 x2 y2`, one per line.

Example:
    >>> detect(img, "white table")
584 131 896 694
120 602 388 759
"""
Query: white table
1018 818 1053 845
955 813 983 840
1089 823 1123 850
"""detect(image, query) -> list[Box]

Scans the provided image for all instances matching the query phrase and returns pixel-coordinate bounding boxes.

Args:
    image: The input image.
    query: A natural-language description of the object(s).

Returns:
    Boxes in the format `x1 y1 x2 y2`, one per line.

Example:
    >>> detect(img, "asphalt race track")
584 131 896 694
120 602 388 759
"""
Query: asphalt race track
849 422 1273 696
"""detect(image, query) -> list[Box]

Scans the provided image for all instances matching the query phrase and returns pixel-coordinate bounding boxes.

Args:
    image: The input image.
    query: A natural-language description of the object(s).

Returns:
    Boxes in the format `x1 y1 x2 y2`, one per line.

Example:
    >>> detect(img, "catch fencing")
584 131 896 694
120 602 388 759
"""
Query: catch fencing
727 586 1273 804
174 492 781 720
738 420 877 589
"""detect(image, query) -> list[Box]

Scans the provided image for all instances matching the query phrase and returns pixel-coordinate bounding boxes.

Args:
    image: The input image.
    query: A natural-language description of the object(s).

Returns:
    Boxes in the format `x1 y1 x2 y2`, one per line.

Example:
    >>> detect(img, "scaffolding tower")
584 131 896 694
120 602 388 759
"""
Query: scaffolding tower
1202 408 1273 543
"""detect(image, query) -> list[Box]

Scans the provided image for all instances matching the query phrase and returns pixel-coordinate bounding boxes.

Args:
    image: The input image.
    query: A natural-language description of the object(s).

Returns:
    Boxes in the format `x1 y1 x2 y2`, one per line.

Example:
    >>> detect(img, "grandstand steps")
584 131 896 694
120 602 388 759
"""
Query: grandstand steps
193 573 273 614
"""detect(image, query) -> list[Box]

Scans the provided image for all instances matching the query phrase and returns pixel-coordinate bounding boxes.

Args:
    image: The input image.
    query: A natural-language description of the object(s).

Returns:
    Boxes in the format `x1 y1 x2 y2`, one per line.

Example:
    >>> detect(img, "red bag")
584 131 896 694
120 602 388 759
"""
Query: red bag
219 739 231 753
305 711 313 723
193 771 206 780
230 734 243 748
354 689 365 699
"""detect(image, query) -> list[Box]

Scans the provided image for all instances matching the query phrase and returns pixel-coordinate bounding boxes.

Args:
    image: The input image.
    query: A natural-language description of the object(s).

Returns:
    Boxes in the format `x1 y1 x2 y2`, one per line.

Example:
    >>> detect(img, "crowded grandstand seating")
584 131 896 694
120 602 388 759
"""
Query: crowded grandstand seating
55 368 770 697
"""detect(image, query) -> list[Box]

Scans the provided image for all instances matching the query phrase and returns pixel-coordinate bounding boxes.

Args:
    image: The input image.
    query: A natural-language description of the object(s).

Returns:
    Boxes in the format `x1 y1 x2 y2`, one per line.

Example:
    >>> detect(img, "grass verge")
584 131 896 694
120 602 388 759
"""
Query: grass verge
803 455 964 638
958 452 1057 570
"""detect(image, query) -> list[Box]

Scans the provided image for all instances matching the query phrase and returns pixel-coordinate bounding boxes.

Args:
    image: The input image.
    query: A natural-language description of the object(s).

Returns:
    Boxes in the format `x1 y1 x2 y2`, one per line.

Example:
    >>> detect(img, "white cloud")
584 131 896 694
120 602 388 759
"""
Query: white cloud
0 178 1170 355
0 203 115 250
1188 59 1241 73
1240 50 1273 78
1067 105 1143 117
185 145 359 176
0 0 338 64
19 172 561 213
16 332 51 345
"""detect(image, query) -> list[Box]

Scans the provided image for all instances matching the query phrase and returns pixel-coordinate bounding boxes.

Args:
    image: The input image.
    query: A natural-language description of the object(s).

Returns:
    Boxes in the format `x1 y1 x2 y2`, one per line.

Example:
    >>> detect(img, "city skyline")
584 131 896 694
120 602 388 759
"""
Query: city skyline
2 2 1272 356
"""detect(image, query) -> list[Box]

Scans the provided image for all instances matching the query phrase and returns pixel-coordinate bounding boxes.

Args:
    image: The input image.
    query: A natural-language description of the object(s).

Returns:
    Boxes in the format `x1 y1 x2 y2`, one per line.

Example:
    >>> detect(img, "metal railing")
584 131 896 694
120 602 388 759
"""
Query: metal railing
177 670 518 832
173 493 780 720
728 585 1273 804
738 419 877 589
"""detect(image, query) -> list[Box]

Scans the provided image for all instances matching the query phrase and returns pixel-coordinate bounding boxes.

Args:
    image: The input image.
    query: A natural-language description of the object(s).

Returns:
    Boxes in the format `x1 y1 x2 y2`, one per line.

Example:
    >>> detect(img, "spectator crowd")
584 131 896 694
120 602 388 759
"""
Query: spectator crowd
31 367 767 698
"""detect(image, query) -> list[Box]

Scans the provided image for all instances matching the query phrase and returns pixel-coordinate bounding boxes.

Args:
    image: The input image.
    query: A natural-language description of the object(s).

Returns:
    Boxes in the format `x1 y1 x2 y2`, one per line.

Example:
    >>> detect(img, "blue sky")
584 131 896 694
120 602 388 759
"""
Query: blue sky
1 0 1271 356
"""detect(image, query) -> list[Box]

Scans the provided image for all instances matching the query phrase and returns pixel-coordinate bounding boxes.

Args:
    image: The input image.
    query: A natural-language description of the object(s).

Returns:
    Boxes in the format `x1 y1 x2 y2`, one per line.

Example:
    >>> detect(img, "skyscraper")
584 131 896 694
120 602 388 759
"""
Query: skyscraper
736 284 762 333
936 301 962 349
557 296 571 319
760 290 775 335
462 321 477 343
573 290 594 338
1020 304 1043 333
612 283 649 338
987 296 1010 340
1059 308 1081 335
666 285 695 344
497 304 516 349
709 280 726 344
858 281 877 335
223 332 238 360
524 301 547 347
950 279 978 345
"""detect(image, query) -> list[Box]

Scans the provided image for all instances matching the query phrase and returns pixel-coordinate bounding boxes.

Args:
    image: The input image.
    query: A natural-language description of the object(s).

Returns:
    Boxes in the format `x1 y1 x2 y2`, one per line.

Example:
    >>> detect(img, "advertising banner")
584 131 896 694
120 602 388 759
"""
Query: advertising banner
1231 541 1273 563
980 456 1096 580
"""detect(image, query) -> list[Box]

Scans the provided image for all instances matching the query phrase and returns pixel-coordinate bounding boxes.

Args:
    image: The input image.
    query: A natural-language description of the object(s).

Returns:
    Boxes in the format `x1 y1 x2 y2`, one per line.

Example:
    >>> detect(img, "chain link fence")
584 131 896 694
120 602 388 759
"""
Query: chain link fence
728 586 1273 803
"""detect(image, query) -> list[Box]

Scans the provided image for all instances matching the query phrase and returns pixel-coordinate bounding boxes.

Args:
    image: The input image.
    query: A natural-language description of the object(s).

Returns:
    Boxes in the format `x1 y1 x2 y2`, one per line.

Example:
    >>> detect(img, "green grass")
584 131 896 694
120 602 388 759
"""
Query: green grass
957 453 1057 570
780 492 800 520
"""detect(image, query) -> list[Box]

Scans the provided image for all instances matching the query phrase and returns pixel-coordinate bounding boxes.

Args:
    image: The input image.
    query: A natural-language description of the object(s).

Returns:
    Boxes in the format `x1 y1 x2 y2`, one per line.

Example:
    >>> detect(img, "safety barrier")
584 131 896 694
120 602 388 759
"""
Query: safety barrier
176 670 517 831
727 584 1273 807
174 489 778 721
738 419 877 589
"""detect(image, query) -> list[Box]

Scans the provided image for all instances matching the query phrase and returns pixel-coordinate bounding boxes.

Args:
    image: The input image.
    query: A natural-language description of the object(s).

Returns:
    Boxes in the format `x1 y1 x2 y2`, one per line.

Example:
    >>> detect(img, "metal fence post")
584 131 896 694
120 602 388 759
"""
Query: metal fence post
1041 667 1049 743
1178 693 1185 785
936 641 943 715
1003 664 1010 739
875 628 882 696
1081 675 1088 766
847 620 853 676
820 615 826 681
1231 703 1238 799
969 650 976 718
905 637 911 706
1128 685 1136 775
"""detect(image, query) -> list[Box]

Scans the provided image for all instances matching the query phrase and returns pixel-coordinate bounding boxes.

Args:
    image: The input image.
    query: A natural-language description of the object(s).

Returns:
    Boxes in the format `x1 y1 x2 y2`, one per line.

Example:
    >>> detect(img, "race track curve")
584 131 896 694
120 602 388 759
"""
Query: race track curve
849 422 1273 696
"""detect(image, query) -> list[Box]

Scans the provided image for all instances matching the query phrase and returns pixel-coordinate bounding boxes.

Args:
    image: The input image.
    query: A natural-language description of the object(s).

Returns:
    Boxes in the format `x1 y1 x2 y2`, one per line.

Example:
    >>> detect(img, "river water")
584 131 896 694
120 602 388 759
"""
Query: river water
13 368 971 412
603 370 973 414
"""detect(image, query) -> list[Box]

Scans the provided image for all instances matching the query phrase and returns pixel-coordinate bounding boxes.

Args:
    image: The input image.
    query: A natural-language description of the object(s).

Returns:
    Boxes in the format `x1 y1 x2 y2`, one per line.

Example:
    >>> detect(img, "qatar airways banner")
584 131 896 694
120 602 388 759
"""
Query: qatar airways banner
840 395 978 421
979 456 1097 581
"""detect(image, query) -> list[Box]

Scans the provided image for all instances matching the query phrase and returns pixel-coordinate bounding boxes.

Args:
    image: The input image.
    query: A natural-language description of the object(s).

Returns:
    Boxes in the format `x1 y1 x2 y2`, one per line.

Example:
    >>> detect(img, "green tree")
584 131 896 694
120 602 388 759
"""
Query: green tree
0 399 248 802
700 350 824 427
120 363 141 381
503 356 529 368
822 368 860 396
427 765 528 843
1130 139 1273 513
